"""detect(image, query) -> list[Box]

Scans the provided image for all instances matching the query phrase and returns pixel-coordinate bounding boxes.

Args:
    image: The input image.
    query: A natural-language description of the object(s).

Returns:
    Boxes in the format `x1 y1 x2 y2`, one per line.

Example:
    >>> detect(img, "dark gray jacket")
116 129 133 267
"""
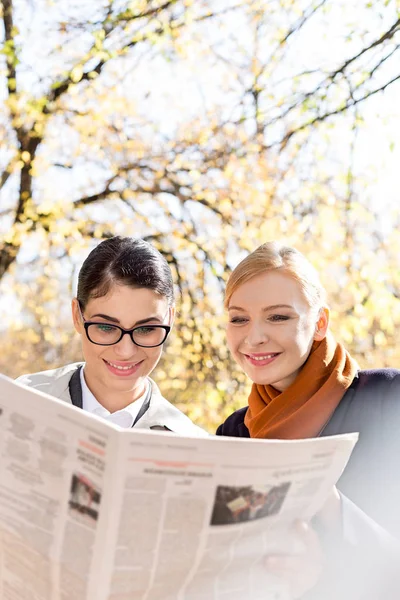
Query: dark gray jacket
217 369 400 599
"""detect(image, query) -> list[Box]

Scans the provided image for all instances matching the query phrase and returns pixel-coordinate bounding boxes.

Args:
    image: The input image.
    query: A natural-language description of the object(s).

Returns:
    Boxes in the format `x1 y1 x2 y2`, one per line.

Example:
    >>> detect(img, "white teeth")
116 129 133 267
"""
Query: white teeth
249 354 276 361
107 361 135 370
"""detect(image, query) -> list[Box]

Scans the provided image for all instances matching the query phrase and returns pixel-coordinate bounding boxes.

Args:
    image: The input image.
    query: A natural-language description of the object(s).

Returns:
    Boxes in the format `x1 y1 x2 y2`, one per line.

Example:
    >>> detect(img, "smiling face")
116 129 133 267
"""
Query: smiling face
226 270 328 391
72 284 173 411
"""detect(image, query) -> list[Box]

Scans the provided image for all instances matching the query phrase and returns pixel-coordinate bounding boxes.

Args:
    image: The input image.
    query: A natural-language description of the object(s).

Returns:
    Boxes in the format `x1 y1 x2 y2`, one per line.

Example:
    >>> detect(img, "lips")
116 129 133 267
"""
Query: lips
244 352 281 367
103 359 144 377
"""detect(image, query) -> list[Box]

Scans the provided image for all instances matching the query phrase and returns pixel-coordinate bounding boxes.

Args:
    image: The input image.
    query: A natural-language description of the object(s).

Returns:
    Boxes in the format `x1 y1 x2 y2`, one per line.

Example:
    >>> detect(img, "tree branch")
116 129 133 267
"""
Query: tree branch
73 185 117 207
276 0 329 50
44 0 191 113
330 17 400 80
256 17 400 135
1 0 18 99
272 72 400 149
13 136 41 223
0 158 15 192
43 0 242 115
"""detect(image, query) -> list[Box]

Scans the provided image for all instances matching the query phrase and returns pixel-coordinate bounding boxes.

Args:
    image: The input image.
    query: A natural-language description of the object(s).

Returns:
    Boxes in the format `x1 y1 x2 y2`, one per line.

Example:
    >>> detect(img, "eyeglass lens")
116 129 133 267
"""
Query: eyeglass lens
87 324 167 347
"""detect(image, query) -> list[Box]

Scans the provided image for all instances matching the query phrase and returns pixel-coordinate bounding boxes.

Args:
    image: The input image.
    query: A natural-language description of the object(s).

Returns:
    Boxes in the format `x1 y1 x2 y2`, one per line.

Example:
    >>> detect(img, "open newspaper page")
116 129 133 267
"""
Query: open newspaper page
0 375 358 600
108 428 358 600
0 375 121 600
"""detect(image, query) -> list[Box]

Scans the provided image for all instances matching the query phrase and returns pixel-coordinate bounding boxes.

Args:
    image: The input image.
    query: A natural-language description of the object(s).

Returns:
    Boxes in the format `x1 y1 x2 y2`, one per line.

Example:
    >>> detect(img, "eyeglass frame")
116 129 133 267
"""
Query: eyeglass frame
77 303 171 348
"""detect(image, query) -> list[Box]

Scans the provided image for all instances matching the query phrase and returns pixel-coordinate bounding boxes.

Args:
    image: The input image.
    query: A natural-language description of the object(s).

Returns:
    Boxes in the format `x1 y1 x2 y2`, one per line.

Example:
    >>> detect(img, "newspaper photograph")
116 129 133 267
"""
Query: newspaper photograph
0 374 358 600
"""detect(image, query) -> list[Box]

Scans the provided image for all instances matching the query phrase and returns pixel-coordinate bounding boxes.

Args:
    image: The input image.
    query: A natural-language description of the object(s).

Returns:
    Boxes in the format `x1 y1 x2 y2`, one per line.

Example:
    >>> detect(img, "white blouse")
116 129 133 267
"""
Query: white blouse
80 366 149 428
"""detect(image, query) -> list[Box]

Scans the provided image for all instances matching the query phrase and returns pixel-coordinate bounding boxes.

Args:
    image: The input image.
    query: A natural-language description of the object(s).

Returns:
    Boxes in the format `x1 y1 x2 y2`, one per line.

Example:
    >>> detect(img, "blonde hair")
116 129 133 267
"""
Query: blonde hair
225 242 327 309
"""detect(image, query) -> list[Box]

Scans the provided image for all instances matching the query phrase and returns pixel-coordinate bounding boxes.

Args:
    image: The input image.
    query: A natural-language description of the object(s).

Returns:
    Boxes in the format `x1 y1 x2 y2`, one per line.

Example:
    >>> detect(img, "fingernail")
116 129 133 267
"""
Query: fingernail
295 520 308 532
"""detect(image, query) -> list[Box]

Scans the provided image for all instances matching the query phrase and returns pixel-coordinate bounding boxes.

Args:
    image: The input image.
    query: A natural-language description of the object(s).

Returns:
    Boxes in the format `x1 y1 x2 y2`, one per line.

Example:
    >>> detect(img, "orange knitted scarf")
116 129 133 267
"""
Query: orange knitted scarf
244 333 358 439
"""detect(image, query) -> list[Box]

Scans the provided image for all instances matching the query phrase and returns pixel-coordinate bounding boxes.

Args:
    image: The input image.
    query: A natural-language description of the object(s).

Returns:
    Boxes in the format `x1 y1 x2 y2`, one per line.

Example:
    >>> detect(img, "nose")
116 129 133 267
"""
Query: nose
244 322 269 347
113 332 139 357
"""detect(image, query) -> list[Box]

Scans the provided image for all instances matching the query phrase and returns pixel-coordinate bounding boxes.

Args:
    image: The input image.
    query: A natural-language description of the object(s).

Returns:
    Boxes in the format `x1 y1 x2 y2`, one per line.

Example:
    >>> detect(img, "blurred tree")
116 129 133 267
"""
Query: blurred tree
1 0 400 430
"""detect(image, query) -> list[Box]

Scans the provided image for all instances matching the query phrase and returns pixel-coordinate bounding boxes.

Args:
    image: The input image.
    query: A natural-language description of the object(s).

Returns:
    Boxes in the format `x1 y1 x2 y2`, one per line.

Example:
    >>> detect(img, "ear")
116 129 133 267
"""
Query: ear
168 306 176 328
71 298 84 334
313 306 330 341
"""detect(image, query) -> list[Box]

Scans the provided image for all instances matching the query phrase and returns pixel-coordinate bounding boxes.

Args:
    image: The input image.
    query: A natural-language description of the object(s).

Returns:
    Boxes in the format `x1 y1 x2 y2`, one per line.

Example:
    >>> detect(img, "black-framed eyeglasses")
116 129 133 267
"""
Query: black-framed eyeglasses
78 306 171 348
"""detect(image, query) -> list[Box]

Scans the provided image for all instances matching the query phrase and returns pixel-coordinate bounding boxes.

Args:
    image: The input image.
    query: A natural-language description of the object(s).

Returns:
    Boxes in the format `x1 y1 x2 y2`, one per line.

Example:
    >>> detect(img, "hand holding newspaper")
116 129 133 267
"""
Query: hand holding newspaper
0 375 358 600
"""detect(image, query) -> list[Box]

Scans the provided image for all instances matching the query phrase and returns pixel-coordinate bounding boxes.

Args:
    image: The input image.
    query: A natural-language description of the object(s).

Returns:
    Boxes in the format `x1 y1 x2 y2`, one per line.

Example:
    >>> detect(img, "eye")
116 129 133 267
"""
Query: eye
135 326 157 335
94 324 117 333
268 315 290 322
229 317 249 324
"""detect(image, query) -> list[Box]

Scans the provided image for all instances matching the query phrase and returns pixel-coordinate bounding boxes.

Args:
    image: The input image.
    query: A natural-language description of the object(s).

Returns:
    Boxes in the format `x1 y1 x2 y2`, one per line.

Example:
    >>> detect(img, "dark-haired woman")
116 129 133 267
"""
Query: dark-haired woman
17 236 205 436
217 241 400 599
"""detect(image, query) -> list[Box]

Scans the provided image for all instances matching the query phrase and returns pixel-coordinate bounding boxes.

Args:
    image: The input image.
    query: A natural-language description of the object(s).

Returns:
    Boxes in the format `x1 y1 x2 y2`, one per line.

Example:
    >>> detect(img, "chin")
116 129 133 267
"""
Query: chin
248 370 287 388
253 377 276 386
244 370 272 386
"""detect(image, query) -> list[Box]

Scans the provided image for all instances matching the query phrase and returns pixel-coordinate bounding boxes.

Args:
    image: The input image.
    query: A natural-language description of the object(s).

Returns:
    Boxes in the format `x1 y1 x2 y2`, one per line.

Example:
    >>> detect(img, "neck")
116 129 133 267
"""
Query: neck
83 369 147 413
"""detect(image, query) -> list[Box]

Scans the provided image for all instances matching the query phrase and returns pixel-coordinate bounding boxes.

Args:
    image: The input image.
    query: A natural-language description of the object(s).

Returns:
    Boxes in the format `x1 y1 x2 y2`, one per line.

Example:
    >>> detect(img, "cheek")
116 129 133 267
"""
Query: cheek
225 328 237 353
226 330 244 363
80 337 102 361
146 347 163 365
291 323 315 353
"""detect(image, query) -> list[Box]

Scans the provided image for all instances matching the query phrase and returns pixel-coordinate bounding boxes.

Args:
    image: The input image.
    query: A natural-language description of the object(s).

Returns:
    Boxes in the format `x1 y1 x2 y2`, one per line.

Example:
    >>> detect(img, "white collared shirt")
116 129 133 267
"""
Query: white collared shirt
80 367 149 428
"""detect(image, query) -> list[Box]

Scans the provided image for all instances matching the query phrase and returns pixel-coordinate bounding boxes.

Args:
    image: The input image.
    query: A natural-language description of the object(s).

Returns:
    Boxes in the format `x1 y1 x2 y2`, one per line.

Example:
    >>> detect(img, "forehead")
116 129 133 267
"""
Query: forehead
229 271 309 311
85 285 168 319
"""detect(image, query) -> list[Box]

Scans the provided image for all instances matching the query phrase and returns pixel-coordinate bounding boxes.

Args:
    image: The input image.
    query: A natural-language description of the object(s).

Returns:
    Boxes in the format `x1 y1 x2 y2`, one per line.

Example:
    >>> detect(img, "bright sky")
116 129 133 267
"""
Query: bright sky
1 0 399 282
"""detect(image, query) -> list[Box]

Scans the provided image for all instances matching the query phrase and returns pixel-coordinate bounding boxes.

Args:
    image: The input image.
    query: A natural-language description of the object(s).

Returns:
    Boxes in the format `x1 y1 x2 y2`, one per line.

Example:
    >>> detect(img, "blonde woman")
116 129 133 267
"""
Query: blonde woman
217 242 400 599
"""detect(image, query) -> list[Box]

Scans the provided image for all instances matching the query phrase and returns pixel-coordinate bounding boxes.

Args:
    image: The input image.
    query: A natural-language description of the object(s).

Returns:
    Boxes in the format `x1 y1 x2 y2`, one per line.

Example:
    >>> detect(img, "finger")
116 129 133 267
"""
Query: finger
264 555 323 600
265 555 321 573
292 520 322 558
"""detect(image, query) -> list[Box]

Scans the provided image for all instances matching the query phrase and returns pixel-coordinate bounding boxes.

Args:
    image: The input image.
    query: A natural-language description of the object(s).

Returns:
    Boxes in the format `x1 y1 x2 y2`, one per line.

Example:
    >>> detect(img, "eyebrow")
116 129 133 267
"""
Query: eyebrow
228 304 294 312
89 314 164 325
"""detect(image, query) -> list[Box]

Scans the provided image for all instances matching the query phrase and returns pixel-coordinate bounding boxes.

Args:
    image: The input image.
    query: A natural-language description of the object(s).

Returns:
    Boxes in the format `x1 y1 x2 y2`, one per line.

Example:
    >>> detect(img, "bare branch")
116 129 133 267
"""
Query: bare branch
257 17 400 135
104 0 179 32
276 0 329 51
194 2 245 23
73 162 140 206
0 209 13 217
73 186 116 207
330 17 400 80
366 43 400 81
1 0 18 99
43 1 243 114
271 72 400 149
44 1 179 110
0 159 15 192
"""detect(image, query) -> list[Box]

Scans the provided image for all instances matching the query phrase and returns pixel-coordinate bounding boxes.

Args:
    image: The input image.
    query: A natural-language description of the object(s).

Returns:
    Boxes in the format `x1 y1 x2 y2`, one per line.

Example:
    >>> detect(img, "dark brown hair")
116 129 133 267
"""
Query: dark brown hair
77 237 174 308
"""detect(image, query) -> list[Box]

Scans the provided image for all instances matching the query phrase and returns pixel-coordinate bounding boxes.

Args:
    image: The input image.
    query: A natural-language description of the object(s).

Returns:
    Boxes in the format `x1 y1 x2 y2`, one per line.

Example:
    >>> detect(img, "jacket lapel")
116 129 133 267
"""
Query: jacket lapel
68 365 83 408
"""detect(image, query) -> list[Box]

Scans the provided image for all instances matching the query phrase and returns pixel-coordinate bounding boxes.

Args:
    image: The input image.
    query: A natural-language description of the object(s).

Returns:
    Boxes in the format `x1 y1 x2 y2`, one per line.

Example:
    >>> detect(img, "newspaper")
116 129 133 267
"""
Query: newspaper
0 374 358 600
